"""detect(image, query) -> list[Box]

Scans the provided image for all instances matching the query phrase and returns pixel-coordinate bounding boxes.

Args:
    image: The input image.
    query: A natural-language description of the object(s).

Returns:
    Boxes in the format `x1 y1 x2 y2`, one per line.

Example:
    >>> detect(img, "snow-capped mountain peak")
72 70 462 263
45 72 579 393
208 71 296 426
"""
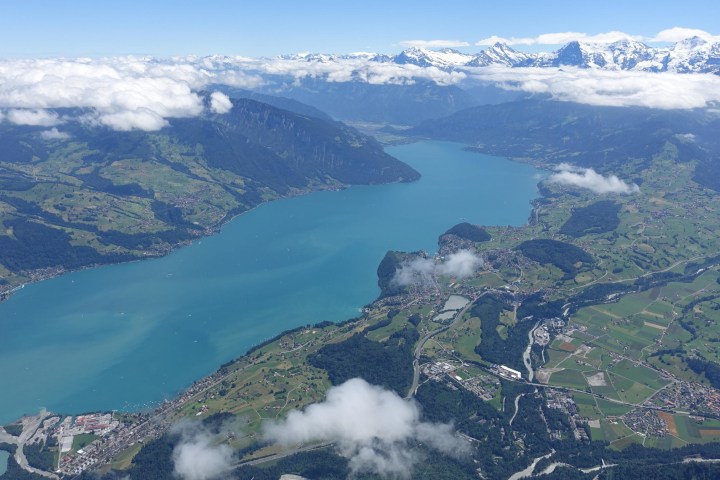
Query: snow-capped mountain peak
275 37 720 75
395 47 474 68
466 42 531 67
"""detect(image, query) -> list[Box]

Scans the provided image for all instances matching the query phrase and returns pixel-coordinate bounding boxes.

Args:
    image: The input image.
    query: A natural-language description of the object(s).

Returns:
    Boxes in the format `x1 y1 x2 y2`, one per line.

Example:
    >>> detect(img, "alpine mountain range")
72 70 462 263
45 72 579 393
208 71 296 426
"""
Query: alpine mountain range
283 36 720 74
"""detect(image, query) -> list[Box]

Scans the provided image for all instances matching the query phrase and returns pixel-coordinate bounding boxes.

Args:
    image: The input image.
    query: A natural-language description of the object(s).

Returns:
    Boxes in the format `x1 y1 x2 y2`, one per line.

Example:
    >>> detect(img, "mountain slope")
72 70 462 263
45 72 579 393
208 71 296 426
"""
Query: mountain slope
410 99 717 170
286 38 720 74
174 98 419 189
265 78 479 124
0 97 418 292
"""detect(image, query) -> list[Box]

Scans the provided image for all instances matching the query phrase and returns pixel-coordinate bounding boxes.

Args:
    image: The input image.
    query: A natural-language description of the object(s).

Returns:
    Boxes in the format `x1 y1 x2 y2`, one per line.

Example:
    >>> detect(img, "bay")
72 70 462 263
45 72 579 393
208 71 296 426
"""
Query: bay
0 141 542 424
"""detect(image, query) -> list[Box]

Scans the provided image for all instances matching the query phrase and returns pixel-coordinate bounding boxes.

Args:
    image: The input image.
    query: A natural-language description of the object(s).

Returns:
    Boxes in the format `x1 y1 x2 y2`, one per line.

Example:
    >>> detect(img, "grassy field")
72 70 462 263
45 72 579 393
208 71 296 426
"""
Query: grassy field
545 266 719 411
19 133 720 477
71 433 99 452
448 316 484 363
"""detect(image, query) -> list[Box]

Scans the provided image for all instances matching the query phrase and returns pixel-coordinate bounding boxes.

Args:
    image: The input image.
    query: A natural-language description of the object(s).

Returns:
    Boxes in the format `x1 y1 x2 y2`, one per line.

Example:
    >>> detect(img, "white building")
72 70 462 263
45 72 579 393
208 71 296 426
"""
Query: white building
498 365 522 380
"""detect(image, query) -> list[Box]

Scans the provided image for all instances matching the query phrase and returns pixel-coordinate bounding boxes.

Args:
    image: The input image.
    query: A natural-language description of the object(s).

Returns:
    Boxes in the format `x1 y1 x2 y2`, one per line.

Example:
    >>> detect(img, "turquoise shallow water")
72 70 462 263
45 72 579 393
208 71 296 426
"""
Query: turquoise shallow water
0 450 8 475
0 141 541 424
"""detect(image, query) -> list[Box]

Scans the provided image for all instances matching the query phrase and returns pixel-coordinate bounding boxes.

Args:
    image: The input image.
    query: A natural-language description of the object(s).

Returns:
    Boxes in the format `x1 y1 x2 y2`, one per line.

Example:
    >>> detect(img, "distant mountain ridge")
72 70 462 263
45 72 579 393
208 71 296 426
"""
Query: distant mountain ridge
409 99 719 173
281 37 720 74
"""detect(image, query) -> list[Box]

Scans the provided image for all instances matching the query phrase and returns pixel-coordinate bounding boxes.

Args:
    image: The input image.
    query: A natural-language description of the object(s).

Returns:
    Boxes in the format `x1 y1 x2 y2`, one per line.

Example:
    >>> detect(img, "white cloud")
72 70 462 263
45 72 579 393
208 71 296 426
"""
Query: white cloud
264 378 469 478
476 30 642 46
93 109 169 131
209 91 233 114
477 27 720 46
0 58 207 131
471 66 720 110
0 55 467 133
548 164 639 194
393 249 483 287
7 108 61 126
39 127 70 140
172 420 235 480
255 56 466 86
2 30 718 134
676 133 696 142
399 40 470 49
393 257 436 287
437 250 484 278
0 57 266 132
651 27 720 43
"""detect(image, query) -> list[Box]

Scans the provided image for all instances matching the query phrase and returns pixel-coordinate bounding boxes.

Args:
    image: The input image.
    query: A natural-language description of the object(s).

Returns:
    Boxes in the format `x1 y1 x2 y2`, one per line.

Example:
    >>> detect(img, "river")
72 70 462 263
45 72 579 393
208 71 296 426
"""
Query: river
0 141 542 425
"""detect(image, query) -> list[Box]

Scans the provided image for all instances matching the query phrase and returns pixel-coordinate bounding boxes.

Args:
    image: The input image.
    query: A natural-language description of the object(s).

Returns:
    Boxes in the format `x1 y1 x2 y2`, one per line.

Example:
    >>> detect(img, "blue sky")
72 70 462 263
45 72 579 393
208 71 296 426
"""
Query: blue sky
2 0 720 58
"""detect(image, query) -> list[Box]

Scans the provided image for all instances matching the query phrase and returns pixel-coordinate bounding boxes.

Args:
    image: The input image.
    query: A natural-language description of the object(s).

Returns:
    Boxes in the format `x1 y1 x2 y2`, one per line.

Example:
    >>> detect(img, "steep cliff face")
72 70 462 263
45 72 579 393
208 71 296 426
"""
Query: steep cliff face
172 98 420 191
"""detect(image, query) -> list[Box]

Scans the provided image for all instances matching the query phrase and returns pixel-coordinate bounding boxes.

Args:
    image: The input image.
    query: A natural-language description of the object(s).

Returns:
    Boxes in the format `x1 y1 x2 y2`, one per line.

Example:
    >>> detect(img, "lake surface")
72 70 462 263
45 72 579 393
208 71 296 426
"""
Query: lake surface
0 141 541 424
0 450 8 476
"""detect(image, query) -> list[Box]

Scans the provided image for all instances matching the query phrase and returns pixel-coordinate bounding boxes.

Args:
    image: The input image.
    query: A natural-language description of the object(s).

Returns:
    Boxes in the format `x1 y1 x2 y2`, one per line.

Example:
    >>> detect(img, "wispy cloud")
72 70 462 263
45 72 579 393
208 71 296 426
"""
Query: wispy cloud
399 40 470 49
253 56 466 85
476 27 720 46
651 27 720 43
171 419 236 480
264 378 469 478
472 66 720 110
549 163 639 194
393 249 483 287
39 127 70 140
476 30 643 46
209 91 232 114
7 108 61 126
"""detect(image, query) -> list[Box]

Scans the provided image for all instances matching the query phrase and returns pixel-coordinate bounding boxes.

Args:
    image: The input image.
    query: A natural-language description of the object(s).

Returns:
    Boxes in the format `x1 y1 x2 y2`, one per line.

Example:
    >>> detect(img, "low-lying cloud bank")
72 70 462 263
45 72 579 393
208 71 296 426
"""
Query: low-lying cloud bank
264 378 469 477
1 44 719 132
471 66 720 110
0 55 467 132
549 163 640 194
393 249 483 287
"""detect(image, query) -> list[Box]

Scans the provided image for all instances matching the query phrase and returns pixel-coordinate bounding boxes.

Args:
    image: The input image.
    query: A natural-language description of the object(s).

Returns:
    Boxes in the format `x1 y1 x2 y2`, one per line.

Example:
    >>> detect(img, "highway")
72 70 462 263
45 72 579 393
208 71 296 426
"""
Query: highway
406 298 476 399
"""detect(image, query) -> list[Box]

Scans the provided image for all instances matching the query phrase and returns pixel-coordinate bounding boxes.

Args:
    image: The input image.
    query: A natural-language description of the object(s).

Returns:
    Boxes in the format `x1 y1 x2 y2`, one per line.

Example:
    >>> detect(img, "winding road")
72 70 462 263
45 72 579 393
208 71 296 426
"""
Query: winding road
406 298 476 399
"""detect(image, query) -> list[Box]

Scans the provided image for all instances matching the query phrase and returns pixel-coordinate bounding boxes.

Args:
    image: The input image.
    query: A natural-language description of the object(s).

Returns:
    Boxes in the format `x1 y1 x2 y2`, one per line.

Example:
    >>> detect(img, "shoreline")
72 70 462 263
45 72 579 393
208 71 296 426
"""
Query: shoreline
0 178 380 303
1 140 546 475
0 138 546 303
1 140 543 424
0 147 542 418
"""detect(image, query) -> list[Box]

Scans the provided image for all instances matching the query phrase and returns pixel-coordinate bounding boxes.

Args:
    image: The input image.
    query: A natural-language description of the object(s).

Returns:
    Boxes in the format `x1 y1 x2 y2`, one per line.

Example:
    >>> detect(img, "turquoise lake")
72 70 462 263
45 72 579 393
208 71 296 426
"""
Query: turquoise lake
0 141 542 425
0 450 7 475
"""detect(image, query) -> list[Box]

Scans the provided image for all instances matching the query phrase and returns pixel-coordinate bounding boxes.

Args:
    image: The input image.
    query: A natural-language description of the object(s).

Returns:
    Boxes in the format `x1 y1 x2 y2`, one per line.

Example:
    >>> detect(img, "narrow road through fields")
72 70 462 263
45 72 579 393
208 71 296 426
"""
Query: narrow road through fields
406 298 476 399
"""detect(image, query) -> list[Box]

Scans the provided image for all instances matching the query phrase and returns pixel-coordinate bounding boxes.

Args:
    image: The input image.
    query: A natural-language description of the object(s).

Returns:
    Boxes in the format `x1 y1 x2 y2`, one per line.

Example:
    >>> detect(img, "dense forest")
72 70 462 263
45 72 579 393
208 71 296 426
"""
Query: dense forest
0 218 132 272
515 239 594 277
22 442 54 472
559 200 621 237
471 293 563 370
686 357 720 390
441 222 491 242
308 326 418 395
376 250 417 298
